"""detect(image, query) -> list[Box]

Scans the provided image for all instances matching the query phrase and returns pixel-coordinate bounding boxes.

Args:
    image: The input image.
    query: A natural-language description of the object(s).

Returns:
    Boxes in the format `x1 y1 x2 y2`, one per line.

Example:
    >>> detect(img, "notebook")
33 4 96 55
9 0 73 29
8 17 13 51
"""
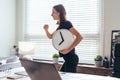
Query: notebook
20 59 62 80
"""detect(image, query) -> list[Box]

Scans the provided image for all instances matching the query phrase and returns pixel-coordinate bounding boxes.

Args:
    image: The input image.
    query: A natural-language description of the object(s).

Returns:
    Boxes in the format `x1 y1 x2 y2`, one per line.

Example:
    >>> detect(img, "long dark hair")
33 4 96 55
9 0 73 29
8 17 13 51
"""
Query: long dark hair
53 4 66 24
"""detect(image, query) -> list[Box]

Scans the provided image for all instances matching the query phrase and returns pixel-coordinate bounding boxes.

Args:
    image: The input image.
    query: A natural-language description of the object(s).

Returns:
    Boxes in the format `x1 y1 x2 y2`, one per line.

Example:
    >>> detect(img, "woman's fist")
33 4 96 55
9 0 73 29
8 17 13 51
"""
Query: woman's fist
43 24 49 31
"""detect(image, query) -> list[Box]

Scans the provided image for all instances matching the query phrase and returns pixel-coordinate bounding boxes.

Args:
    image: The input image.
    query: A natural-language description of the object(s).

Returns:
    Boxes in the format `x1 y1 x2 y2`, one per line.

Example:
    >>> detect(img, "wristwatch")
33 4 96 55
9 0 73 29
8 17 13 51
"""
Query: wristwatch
52 29 74 51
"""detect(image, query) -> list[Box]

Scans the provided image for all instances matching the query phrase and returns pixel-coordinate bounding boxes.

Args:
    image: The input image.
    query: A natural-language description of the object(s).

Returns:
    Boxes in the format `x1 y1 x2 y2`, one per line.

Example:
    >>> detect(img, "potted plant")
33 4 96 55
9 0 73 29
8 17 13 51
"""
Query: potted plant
52 53 59 63
94 55 103 67
13 44 19 55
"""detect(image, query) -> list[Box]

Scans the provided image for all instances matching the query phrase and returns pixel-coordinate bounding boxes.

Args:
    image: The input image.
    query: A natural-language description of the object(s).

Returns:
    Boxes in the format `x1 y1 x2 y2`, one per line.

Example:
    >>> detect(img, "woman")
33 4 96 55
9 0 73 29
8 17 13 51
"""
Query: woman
43 4 83 73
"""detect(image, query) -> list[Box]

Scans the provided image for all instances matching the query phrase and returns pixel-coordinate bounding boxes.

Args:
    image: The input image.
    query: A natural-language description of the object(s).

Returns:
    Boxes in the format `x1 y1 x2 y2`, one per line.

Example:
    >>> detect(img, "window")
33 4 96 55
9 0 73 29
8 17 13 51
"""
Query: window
24 0 101 64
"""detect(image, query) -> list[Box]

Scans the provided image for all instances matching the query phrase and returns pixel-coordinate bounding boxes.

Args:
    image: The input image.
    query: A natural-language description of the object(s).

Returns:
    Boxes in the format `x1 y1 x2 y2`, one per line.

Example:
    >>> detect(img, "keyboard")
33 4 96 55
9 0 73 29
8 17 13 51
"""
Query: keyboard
14 71 28 76
0 69 11 78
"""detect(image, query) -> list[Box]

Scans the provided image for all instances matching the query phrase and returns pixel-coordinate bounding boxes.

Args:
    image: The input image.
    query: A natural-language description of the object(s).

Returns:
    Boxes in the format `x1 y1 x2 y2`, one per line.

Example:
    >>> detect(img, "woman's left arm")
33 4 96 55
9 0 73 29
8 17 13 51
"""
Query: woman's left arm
60 27 83 54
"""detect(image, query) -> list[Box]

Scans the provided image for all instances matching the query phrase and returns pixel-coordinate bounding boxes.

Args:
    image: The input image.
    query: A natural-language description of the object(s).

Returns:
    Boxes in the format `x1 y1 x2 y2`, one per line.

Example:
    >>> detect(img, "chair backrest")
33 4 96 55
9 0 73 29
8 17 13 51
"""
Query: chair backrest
112 43 120 78
114 43 120 57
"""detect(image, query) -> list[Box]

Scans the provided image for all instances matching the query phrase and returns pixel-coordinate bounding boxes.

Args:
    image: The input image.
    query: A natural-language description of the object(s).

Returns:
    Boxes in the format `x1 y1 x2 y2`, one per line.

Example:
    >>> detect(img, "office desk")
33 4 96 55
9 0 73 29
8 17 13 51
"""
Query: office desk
1 67 119 80
1 73 119 80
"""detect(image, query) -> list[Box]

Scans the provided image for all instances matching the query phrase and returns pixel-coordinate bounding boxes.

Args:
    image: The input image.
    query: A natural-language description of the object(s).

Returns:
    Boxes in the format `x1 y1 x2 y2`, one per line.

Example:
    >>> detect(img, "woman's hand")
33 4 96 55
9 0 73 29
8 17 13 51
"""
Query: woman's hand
43 24 49 31
60 49 70 55
43 24 53 39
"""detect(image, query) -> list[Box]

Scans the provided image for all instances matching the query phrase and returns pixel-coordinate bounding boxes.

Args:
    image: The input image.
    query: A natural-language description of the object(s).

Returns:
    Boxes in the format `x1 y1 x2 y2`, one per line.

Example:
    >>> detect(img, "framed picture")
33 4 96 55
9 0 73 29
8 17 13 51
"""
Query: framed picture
110 30 120 67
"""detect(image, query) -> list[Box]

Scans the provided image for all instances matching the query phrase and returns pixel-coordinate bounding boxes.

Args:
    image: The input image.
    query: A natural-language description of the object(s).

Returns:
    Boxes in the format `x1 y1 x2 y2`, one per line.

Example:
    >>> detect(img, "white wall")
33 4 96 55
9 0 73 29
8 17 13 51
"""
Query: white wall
0 0 16 57
104 0 120 59
16 0 25 42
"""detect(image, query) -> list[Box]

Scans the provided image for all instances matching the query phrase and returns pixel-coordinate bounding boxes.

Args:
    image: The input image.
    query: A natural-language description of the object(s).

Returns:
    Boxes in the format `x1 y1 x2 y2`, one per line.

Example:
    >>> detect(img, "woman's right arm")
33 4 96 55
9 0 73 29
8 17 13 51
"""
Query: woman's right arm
43 24 55 39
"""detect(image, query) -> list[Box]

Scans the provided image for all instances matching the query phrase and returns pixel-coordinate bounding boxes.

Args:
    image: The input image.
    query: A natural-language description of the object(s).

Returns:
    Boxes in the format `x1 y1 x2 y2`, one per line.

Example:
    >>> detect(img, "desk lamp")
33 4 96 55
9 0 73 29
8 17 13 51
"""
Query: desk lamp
18 41 36 60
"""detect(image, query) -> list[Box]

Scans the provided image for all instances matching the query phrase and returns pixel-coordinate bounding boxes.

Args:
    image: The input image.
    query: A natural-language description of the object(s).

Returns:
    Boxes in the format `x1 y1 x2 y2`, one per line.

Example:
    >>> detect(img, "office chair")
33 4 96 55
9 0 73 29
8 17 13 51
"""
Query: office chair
112 43 120 78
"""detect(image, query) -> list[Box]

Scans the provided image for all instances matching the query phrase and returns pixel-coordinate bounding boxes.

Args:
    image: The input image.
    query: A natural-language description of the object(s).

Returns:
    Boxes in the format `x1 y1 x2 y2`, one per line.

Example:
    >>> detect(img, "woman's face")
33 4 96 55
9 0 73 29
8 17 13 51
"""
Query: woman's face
51 8 60 21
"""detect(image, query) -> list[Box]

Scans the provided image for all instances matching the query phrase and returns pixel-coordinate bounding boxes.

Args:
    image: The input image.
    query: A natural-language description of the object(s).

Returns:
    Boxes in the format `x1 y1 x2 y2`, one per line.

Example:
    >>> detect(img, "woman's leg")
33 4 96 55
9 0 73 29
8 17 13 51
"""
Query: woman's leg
60 54 79 73
60 62 66 72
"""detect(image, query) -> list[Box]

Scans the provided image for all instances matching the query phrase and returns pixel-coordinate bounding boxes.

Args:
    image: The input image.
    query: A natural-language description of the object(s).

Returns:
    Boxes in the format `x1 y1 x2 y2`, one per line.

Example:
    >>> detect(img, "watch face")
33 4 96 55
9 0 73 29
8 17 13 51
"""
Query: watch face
52 29 74 51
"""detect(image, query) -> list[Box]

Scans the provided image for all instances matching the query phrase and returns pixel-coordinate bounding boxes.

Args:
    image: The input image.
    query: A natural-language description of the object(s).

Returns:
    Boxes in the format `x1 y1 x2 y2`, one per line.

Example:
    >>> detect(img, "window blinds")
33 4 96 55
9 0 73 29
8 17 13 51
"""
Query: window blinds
24 0 101 64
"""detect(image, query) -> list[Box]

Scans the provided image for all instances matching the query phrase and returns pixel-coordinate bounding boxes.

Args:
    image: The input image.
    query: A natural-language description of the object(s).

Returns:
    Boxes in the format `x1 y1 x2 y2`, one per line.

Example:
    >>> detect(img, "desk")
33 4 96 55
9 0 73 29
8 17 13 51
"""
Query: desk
1 73 119 80
55 63 112 76
77 65 112 76
1 67 119 80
